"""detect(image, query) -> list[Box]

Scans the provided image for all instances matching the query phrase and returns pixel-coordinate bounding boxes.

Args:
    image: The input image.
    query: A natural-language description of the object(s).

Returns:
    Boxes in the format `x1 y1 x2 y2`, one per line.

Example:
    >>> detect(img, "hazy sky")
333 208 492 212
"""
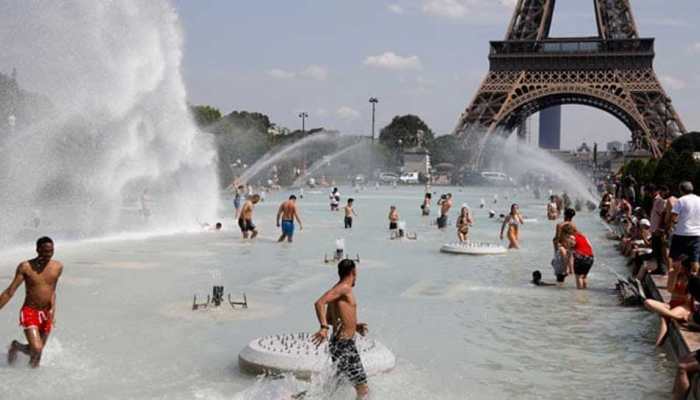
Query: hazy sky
173 0 699 149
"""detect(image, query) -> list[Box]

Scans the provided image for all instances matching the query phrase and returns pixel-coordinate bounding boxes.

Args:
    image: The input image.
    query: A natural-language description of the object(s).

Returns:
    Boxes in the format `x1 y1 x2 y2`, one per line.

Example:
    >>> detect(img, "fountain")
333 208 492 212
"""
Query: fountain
291 139 369 187
235 132 341 186
238 333 396 379
0 0 218 247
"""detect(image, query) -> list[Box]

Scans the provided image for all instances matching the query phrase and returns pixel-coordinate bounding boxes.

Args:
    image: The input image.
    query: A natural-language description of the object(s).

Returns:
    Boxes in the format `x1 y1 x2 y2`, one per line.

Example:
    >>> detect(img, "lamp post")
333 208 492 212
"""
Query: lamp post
298 112 308 134
369 97 378 142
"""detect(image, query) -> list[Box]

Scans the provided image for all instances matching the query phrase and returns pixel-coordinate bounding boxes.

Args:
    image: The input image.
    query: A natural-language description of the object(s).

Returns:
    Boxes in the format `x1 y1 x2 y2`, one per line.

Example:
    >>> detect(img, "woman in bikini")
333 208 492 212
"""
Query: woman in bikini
500 203 524 249
456 205 473 243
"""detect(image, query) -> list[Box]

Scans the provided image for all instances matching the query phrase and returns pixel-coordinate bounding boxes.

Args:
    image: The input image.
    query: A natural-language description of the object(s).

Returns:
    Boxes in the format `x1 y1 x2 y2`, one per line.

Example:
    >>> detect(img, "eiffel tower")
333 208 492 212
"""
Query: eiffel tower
453 0 686 164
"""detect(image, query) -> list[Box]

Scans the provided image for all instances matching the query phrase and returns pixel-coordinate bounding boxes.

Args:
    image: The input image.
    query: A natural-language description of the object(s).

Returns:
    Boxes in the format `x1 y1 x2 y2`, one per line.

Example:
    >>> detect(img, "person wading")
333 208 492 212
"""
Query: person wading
276 195 303 243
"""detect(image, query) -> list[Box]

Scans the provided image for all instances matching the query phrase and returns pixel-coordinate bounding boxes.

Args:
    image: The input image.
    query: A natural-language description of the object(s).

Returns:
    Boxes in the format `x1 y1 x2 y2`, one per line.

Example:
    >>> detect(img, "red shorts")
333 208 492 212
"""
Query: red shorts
19 306 52 334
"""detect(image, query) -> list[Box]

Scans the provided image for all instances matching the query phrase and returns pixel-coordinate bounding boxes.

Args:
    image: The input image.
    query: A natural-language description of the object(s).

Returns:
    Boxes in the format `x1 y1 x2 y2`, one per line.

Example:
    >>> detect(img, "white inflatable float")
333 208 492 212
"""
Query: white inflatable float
440 242 507 255
239 333 396 379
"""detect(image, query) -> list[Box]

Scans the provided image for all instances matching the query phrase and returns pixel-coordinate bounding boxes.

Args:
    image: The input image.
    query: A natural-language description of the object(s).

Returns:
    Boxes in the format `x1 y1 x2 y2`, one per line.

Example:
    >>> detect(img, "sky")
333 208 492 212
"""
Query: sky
174 0 700 149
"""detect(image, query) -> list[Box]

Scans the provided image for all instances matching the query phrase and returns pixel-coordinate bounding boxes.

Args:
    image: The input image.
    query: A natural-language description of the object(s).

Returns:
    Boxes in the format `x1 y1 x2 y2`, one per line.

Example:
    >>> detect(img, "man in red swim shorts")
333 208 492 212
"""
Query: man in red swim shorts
0 236 63 368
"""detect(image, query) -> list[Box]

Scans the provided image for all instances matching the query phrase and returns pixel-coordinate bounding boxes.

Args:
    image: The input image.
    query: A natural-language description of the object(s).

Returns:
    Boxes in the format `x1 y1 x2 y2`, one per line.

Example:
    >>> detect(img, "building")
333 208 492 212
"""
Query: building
402 146 430 175
539 106 561 150
606 141 623 152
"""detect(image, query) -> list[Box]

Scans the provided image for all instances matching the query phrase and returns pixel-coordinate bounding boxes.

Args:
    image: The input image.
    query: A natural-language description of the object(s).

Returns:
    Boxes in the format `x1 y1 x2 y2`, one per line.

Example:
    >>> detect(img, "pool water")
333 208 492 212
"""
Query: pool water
0 186 673 399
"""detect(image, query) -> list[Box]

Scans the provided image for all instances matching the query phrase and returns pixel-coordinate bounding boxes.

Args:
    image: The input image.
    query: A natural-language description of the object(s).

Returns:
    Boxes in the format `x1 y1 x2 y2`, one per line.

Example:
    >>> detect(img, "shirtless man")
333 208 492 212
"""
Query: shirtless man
238 194 260 239
276 195 303 243
437 193 453 229
0 237 63 368
312 260 369 399
344 199 357 229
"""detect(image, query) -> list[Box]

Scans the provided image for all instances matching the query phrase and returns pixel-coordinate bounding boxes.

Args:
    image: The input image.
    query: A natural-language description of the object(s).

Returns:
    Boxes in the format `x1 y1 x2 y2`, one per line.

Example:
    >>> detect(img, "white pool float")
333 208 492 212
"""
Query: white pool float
239 333 395 379
440 242 507 255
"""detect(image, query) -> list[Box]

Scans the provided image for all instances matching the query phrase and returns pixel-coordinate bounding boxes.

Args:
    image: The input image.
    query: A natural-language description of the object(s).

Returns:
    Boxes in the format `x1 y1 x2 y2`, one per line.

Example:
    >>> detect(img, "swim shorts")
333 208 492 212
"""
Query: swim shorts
19 306 52 334
556 274 566 283
389 222 397 230
573 253 594 276
436 215 447 229
344 217 353 229
238 218 256 233
329 337 368 386
670 235 700 263
281 219 294 236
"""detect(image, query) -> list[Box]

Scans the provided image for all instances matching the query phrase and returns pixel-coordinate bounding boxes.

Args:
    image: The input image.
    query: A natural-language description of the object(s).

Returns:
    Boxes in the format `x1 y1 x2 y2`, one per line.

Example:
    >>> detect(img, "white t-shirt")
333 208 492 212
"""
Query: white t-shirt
672 194 700 236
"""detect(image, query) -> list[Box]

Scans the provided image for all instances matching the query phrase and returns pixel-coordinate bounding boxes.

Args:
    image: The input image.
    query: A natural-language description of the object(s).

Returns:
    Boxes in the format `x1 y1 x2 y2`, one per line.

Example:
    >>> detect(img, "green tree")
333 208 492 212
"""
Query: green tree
429 134 462 166
190 105 222 128
654 148 677 186
379 115 435 149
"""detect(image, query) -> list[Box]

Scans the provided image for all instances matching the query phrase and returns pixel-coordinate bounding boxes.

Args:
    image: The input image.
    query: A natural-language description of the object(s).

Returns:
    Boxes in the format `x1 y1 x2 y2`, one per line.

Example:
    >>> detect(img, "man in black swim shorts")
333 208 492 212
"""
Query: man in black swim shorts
238 194 260 239
312 260 369 399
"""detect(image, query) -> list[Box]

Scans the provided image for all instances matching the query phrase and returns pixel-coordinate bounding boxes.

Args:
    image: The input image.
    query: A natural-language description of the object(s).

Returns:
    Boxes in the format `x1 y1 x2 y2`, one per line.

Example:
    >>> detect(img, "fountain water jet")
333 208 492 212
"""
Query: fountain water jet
0 1 218 247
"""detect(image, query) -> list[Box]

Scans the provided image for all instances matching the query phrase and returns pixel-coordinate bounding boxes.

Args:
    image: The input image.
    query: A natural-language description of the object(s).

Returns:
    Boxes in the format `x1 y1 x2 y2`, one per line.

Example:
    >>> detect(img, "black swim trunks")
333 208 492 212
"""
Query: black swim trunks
436 215 447 229
344 216 353 229
238 218 255 233
329 337 367 386
573 253 594 276
389 222 397 230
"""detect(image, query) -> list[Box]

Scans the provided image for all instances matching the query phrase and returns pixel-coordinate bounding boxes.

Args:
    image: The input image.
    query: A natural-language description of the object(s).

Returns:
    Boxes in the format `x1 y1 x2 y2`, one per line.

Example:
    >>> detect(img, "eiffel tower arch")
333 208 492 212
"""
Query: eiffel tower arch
453 0 687 165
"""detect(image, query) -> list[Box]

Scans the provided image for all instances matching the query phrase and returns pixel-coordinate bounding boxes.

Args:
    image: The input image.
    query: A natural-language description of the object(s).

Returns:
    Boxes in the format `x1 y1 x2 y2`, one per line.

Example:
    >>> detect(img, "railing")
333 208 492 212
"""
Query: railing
490 38 654 57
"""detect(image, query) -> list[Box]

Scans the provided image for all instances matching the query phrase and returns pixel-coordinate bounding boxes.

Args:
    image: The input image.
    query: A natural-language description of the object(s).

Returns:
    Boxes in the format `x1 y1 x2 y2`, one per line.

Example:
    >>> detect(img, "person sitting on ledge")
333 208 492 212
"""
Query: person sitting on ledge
668 277 700 400
644 260 692 347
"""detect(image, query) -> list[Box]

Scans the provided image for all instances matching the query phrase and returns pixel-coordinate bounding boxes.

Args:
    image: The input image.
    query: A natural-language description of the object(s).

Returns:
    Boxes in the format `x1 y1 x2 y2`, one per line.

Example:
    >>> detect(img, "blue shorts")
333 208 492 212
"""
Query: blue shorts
670 235 700 263
281 220 294 236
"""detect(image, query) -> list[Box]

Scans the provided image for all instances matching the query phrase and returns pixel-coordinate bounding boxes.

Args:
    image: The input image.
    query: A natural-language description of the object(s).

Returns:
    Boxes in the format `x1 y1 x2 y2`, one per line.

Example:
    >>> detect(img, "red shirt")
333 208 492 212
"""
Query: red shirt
574 232 593 257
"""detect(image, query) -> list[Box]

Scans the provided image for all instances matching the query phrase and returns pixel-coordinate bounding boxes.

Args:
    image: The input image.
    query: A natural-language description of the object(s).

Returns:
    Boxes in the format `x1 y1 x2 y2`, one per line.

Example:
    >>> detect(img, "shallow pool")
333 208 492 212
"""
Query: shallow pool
0 186 673 399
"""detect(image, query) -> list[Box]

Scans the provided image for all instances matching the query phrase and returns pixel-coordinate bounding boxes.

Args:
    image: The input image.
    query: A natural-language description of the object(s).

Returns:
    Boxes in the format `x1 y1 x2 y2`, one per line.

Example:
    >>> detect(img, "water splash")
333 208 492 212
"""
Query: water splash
0 1 218 246
292 139 366 187
490 135 599 205
235 132 338 186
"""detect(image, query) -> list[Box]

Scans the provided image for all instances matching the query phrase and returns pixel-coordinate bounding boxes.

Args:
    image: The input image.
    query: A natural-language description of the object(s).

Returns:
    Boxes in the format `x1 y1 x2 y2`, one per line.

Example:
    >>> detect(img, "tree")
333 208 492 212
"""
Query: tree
429 134 462 166
190 105 222 128
379 115 435 149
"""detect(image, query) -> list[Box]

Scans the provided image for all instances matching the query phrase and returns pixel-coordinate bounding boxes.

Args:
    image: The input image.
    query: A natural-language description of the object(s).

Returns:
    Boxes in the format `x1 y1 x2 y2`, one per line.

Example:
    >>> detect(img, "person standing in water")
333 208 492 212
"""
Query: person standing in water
388 206 399 231
436 193 453 229
233 185 244 219
238 194 260 239
562 224 594 289
344 199 357 229
312 260 369 399
330 188 340 211
1 237 63 368
500 203 524 249
276 195 303 243
553 208 576 250
456 205 473 243
546 195 559 220
420 193 432 216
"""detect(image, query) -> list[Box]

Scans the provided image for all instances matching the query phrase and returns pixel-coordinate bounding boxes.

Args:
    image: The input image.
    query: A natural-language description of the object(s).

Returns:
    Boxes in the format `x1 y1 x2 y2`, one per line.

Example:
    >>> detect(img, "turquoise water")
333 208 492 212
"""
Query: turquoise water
0 186 673 399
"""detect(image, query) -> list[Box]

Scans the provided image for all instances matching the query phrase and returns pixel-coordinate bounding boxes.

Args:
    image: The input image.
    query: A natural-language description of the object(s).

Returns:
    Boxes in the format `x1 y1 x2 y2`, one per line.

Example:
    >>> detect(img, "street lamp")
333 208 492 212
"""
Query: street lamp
298 112 308 134
369 97 379 142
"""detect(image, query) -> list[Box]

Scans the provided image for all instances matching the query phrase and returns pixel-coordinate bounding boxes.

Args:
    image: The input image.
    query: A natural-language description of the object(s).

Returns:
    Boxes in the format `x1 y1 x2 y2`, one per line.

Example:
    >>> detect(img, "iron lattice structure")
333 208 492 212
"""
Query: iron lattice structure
454 0 686 163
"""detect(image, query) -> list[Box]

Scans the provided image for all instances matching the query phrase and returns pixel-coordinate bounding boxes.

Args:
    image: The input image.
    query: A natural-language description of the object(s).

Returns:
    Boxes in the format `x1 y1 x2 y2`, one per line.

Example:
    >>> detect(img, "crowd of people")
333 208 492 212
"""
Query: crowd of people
601 178 700 399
